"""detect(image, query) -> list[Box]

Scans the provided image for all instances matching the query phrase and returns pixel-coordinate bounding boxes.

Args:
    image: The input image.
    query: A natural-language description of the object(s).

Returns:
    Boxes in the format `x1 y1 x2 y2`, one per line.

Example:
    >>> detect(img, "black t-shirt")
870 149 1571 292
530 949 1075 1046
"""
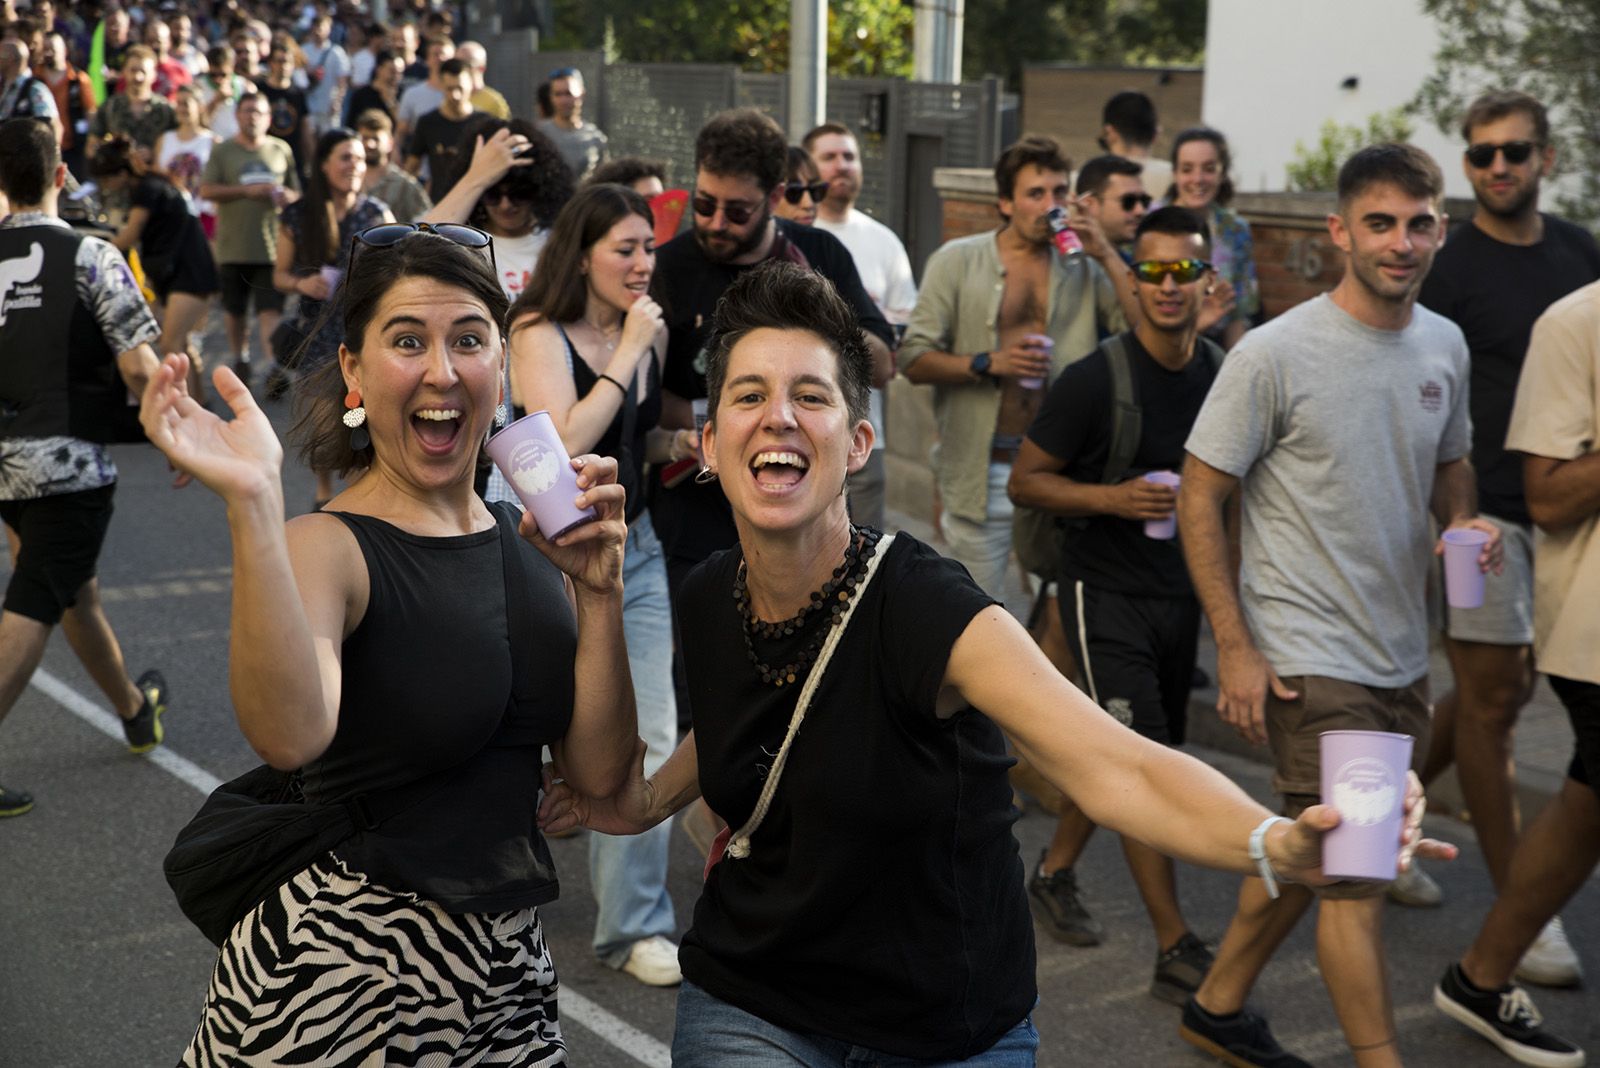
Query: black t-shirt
677 533 1034 1058
1024 331 1218 597
342 84 394 128
407 108 473 199
130 175 201 276
261 83 309 176
1418 215 1600 523
648 219 895 564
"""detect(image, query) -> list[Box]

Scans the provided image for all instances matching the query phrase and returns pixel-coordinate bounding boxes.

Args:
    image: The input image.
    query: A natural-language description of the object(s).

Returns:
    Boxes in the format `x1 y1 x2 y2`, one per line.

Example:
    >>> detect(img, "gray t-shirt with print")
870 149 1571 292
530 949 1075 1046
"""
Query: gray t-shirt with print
1185 293 1471 687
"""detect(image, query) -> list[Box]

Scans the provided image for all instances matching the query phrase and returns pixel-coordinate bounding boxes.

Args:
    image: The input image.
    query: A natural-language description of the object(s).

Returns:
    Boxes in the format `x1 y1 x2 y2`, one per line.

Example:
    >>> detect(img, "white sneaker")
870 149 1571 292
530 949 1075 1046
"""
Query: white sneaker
1515 917 1584 988
1386 861 1443 907
620 935 683 987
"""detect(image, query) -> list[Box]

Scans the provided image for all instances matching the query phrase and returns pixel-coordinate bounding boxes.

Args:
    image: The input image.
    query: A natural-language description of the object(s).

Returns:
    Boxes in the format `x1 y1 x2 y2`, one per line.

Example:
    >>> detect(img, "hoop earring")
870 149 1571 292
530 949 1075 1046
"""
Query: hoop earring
343 389 370 451
693 466 719 485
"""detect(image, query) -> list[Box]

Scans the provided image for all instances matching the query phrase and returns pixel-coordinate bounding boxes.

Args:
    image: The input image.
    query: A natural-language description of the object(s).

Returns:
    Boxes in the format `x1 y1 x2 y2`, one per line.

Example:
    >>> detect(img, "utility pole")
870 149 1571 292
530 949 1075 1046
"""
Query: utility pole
789 0 827 140
913 0 964 83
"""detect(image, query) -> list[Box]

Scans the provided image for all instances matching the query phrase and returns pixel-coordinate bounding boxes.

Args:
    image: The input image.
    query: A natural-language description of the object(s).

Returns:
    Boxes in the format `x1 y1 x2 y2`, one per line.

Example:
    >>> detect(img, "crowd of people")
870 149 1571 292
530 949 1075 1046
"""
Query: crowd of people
0 3 1597 1067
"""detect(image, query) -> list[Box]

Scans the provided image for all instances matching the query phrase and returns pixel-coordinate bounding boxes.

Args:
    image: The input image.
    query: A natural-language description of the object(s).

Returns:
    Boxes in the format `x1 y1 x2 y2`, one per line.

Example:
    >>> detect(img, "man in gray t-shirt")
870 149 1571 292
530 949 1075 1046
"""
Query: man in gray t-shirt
1175 145 1502 1067
535 68 607 180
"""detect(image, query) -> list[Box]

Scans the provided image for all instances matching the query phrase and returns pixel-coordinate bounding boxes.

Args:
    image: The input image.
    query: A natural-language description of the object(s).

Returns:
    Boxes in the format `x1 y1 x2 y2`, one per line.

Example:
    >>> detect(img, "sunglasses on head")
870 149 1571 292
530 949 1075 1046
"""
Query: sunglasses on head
692 192 759 226
1119 191 1153 212
1131 258 1212 284
1465 140 1537 168
548 66 579 79
347 222 498 278
782 180 829 205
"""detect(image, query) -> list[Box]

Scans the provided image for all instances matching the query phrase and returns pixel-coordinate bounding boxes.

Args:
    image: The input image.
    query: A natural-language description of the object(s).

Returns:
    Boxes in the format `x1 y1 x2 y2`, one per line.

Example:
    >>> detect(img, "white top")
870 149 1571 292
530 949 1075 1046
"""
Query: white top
350 48 376 88
157 129 219 216
494 227 550 303
815 208 918 451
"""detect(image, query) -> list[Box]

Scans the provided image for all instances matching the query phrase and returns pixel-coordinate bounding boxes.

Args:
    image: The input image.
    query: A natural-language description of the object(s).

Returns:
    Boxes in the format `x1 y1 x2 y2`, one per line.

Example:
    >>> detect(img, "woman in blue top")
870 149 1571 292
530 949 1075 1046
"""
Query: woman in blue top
1163 126 1261 348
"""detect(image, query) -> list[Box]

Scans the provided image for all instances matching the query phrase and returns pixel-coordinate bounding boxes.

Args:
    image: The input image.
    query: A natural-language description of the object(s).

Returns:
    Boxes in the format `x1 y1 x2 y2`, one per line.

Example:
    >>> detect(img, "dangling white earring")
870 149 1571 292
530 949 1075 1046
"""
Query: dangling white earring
495 403 508 426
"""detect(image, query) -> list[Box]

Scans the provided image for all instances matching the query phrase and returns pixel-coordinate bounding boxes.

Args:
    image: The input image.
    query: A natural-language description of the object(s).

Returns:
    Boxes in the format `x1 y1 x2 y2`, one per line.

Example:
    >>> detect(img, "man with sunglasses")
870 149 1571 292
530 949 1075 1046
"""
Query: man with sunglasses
1412 92 1600 979
1075 154 1150 262
803 121 917 530
535 67 608 181
1179 143 1499 1068
1009 205 1224 1006
651 107 893 641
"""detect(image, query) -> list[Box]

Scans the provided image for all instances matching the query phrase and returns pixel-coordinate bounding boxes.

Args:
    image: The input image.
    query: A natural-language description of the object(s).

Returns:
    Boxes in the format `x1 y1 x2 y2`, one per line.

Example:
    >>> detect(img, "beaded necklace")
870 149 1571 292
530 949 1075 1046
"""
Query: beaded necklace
733 525 883 687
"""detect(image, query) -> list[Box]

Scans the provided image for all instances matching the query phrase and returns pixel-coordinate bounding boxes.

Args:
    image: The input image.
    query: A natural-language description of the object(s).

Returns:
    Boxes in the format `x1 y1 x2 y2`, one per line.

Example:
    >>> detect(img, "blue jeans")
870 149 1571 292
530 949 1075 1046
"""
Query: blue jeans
591 512 679 966
672 981 1039 1067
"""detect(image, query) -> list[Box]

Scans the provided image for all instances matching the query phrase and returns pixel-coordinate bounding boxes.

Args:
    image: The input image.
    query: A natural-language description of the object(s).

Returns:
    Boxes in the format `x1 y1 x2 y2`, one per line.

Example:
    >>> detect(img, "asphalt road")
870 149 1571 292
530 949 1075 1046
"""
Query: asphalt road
1 393 1595 1067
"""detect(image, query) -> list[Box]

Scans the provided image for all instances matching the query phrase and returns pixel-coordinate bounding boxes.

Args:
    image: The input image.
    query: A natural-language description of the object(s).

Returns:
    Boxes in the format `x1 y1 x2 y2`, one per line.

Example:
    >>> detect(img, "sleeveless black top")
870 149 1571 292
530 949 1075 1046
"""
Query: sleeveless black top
300 502 576 912
560 325 661 523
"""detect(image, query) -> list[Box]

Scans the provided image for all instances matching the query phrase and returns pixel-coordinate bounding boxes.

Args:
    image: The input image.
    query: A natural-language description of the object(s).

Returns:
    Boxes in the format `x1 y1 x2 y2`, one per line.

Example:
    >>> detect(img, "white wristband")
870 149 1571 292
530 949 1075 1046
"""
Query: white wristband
1249 815 1293 899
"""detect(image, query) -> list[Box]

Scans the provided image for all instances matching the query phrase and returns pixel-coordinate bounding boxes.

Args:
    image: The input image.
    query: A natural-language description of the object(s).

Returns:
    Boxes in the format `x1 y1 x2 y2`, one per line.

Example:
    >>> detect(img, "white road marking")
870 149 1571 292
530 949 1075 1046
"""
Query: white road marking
28 666 675 1068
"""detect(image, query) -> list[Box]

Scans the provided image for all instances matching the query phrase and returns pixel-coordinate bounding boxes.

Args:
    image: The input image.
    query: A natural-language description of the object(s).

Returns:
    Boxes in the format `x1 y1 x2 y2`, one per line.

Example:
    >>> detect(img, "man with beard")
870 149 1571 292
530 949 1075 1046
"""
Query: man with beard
1177 143 1500 1068
651 106 893 653
33 32 94 179
1410 93 1600 982
803 121 916 529
901 135 1133 601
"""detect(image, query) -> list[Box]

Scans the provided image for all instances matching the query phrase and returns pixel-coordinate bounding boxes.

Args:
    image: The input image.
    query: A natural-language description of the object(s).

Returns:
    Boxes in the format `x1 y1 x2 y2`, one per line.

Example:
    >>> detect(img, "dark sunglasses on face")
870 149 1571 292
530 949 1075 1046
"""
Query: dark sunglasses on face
347 222 498 277
1465 140 1537 168
783 180 829 205
692 192 758 226
1131 258 1212 285
483 185 529 206
1119 191 1153 212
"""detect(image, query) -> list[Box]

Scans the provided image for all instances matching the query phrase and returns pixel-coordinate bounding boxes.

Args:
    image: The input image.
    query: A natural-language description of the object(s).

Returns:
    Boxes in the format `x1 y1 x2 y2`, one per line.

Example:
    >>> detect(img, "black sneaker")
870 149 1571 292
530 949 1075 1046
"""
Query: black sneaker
232 356 252 389
1152 931 1215 1005
123 669 167 754
1433 961 1584 1067
1027 855 1104 946
1179 998 1312 1068
0 782 34 818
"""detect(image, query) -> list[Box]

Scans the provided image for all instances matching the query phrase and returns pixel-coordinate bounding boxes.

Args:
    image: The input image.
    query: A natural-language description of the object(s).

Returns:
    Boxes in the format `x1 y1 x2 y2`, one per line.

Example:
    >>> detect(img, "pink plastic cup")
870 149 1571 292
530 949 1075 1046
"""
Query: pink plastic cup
484 410 598 539
1143 471 1181 539
1320 730 1413 881
1441 528 1489 609
1019 334 1052 390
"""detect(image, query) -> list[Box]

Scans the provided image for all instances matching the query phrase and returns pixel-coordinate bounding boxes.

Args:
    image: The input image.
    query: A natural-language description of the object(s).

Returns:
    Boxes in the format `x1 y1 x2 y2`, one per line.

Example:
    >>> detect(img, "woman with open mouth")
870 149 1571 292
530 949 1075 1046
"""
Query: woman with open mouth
539 260 1454 1066
143 226 636 1065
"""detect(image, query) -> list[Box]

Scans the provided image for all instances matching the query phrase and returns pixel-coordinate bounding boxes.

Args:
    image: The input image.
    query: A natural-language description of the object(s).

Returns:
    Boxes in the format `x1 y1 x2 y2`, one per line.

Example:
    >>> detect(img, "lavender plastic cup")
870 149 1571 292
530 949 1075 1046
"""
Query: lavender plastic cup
1320 730 1413 881
1143 471 1181 540
1441 528 1490 609
1019 333 1051 390
484 411 597 539
320 265 343 291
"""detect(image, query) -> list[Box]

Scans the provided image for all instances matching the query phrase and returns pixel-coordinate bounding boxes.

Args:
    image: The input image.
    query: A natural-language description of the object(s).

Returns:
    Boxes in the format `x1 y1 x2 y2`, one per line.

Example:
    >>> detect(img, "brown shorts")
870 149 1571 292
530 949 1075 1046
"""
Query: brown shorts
1267 674 1431 815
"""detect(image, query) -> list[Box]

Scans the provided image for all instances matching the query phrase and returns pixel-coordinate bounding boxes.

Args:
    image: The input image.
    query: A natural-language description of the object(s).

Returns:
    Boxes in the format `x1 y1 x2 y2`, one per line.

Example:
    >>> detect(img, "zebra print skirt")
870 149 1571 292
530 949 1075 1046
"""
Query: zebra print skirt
180 854 565 1066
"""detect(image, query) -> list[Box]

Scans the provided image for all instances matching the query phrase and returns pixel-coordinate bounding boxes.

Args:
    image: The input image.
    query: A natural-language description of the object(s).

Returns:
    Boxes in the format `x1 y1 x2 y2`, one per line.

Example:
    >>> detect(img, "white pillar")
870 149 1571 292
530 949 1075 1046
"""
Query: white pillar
912 0 964 83
789 0 827 140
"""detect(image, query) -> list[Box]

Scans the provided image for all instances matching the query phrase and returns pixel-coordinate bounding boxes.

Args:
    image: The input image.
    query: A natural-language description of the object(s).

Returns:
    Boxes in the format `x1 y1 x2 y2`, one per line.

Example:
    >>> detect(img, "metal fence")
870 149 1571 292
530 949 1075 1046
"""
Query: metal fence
488 38 1004 271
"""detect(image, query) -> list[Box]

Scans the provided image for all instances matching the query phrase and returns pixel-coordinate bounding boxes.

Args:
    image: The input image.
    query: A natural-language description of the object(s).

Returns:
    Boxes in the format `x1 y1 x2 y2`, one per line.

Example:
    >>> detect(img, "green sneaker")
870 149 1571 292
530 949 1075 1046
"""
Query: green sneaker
0 782 34 817
123 669 167 754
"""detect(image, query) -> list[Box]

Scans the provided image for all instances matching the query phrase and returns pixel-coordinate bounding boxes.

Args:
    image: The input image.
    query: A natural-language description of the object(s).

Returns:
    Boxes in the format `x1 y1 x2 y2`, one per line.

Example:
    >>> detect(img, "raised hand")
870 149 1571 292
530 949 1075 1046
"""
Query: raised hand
518 453 627 596
140 355 284 503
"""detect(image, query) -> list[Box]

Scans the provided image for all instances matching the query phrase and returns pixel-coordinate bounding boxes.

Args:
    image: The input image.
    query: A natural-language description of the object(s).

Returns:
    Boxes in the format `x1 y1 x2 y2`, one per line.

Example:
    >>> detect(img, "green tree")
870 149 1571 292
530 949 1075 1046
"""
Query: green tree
962 0 1206 90
1286 109 1415 192
1413 0 1600 226
546 0 913 76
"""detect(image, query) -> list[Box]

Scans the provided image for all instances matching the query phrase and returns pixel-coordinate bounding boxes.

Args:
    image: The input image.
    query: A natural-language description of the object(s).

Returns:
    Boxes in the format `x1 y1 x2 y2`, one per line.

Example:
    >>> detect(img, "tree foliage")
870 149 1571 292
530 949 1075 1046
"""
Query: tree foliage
1413 0 1600 226
1286 110 1416 192
962 0 1207 89
546 0 913 77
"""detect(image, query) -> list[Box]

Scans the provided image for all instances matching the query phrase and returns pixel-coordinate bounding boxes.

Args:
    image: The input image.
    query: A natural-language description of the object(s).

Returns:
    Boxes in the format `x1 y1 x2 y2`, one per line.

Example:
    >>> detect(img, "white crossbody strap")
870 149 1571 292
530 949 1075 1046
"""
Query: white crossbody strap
725 533 897 860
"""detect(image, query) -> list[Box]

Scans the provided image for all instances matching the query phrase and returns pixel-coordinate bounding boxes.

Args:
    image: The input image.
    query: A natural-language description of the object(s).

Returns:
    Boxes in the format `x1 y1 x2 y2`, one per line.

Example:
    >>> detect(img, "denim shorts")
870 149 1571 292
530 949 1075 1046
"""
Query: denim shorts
671 980 1039 1067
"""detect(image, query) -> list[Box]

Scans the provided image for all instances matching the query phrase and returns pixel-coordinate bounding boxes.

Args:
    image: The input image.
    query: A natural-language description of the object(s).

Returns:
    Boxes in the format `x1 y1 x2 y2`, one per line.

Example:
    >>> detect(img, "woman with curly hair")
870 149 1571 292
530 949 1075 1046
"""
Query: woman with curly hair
424 115 574 302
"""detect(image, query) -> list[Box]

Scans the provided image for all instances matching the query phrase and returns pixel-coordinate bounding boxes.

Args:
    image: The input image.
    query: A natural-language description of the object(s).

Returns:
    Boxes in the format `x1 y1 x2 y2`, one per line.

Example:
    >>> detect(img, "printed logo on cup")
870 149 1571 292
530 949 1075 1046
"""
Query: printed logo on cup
1330 757 1400 826
509 440 562 497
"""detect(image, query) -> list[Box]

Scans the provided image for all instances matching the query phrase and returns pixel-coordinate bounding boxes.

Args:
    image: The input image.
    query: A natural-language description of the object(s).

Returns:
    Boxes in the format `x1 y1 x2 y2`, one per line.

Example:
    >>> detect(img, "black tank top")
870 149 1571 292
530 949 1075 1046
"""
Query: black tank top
300 501 577 913
560 324 661 523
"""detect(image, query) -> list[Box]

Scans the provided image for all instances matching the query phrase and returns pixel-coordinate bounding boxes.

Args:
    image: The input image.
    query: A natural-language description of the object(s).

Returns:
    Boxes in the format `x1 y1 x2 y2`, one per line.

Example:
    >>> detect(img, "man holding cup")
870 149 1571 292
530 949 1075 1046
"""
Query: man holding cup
1177 143 1501 1067
1007 205 1226 1003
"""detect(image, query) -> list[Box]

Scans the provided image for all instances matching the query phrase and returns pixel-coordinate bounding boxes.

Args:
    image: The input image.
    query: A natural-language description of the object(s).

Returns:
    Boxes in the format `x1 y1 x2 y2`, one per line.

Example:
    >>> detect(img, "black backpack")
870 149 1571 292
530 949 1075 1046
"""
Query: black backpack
1011 331 1224 582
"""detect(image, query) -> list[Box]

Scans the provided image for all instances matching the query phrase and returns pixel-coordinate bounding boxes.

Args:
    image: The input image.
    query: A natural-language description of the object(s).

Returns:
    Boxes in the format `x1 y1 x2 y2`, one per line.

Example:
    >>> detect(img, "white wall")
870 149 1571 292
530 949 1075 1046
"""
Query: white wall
1202 0 1473 199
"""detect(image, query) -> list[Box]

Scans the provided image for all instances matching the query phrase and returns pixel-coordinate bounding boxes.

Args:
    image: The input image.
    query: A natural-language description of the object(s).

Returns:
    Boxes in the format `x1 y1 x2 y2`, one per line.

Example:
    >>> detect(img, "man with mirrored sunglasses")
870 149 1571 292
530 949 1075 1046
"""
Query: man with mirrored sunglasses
1414 91 1600 982
1009 206 1225 1008
803 121 918 531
